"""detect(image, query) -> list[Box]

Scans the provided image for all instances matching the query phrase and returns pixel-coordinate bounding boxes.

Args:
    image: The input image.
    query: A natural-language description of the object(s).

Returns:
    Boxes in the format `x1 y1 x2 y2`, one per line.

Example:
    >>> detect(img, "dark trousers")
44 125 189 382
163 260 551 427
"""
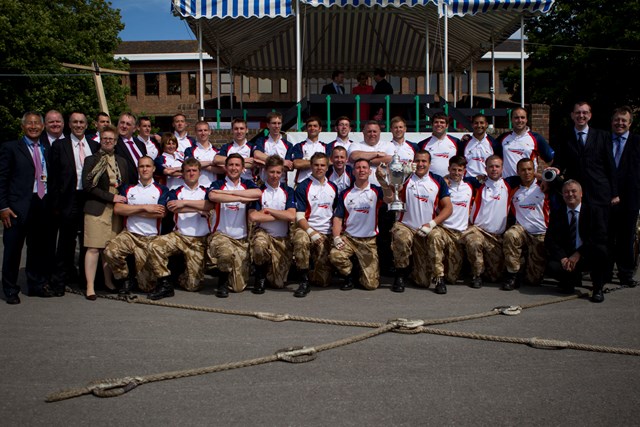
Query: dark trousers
376 204 395 274
546 258 585 290
51 191 86 290
607 205 639 283
581 203 609 290
2 194 55 297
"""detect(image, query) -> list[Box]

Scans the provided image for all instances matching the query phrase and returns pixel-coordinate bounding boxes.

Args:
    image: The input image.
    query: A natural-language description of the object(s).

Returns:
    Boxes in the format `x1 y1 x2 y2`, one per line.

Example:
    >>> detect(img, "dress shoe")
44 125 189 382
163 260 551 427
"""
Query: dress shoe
293 282 310 298
470 276 483 289
85 294 97 301
6 295 20 305
28 284 54 298
148 278 175 301
590 288 605 303
433 277 447 295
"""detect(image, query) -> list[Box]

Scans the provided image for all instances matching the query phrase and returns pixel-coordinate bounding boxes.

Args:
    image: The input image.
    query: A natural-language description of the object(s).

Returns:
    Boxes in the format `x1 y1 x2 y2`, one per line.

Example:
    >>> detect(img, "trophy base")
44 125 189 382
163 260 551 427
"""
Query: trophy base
388 202 405 212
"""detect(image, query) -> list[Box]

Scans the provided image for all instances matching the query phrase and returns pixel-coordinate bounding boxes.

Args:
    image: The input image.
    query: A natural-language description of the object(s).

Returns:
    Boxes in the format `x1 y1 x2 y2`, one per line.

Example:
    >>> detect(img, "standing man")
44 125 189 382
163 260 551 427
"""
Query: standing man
321 70 346 95
607 106 640 287
48 111 99 294
326 116 353 153
248 155 296 294
104 156 168 294
172 113 196 154
215 118 258 182
418 113 462 178
252 112 293 182
389 116 419 164
347 120 394 186
114 112 147 186
371 68 393 121
326 146 354 194
502 158 550 290
495 107 554 179
42 110 64 145
146 158 214 300
91 112 111 143
207 154 261 297
0 112 55 303
185 121 224 188
545 180 604 301
291 152 339 297
286 116 329 185
461 113 496 178
330 159 385 291
377 150 452 293
137 116 159 160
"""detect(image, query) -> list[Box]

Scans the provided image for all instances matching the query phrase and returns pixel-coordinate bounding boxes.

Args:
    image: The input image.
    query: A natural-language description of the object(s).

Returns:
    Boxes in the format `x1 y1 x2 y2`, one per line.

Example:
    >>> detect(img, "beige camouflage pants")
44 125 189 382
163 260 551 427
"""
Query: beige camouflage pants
329 234 379 290
208 232 250 293
460 225 504 281
390 222 431 287
147 232 207 291
503 224 546 285
103 231 157 292
427 226 464 285
250 228 292 288
291 227 333 286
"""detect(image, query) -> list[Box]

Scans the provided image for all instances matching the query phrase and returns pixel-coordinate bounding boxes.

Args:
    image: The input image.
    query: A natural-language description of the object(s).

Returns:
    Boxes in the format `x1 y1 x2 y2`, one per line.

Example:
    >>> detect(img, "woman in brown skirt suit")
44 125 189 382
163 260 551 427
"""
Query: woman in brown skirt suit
81 125 129 300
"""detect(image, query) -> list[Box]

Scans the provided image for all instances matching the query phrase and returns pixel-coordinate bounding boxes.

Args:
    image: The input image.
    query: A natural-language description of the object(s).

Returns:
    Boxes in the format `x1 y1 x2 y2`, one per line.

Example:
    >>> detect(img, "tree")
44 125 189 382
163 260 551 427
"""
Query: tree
519 0 640 136
0 0 128 140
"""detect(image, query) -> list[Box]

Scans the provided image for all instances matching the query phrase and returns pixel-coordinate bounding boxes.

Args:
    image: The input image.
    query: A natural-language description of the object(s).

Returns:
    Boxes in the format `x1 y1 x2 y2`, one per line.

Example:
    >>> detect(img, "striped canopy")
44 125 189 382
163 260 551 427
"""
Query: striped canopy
171 0 554 77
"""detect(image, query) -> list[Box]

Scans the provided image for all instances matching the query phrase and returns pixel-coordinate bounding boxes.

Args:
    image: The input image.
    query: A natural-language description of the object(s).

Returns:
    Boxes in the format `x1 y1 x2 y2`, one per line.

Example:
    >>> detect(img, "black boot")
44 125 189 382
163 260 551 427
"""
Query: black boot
216 272 229 298
339 272 354 291
501 272 518 291
147 277 174 300
252 264 267 295
118 278 134 296
590 284 605 303
294 270 311 298
433 276 447 294
392 267 406 293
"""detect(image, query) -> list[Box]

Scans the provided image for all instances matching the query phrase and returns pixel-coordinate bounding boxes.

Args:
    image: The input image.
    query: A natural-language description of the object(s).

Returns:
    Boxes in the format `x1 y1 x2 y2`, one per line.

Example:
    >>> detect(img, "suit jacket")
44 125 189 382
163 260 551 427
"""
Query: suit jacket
48 135 99 216
0 137 51 223
373 78 394 95
81 152 129 216
613 132 640 211
114 135 147 186
552 127 616 206
321 82 346 95
545 203 593 261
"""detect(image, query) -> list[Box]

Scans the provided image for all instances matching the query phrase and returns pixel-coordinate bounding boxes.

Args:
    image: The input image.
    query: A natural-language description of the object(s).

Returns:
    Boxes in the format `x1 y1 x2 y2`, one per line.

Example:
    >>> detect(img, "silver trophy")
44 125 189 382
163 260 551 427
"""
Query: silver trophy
383 153 414 212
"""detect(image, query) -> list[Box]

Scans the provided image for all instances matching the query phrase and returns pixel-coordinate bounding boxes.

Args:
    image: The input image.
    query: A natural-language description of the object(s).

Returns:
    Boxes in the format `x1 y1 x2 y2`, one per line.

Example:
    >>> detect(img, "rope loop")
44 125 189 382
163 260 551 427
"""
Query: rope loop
276 346 317 363
493 305 522 316
388 318 425 331
527 337 570 350
254 312 290 322
89 377 143 398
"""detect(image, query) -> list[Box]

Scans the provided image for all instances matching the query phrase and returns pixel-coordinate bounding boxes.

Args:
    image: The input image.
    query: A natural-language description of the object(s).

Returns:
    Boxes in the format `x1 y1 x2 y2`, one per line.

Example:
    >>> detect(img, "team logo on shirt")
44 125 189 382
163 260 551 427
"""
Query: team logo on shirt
414 194 430 203
471 156 484 161
508 149 525 156
433 152 450 158
226 203 240 211
317 203 330 209
453 201 468 207
519 204 537 211
491 194 501 200
354 205 370 214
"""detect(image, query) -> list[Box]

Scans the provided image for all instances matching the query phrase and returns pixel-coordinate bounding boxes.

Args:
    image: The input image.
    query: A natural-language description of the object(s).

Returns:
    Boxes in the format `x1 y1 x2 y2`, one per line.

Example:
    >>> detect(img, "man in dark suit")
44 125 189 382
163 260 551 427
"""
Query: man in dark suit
321 70 346 95
48 112 99 294
607 106 640 287
114 112 147 186
0 112 56 304
371 68 393 121
41 110 65 145
545 180 606 302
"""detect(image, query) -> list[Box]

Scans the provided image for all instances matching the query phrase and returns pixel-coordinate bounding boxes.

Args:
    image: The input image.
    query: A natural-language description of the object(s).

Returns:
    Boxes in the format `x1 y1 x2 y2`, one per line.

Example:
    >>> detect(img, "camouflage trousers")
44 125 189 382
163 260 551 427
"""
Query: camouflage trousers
147 232 207 291
503 224 546 285
329 235 379 290
427 226 464 285
291 227 333 286
103 231 157 292
250 228 292 288
460 225 504 281
390 222 431 287
208 232 250 293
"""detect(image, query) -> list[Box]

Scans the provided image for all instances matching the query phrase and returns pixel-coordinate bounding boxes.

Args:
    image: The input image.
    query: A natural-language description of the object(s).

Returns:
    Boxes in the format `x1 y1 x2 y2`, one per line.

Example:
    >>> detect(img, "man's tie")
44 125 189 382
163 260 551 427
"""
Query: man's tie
614 136 624 167
126 139 141 161
569 209 577 250
79 140 86 167
33 142 45 199
577 131 586 146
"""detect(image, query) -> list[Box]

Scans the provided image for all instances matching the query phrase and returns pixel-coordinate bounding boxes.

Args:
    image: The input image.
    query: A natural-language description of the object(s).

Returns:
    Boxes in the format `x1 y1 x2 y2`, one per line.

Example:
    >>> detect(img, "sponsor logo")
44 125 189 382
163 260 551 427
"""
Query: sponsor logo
508 149 525 156
520 204 537 211
317 203 330 209
414 194 430 203
453 201 467 207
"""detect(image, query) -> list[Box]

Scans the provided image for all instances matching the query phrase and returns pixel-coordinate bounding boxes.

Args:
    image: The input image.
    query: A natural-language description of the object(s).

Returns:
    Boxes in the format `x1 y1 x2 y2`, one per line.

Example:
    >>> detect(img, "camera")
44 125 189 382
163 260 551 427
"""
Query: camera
542 169 557 182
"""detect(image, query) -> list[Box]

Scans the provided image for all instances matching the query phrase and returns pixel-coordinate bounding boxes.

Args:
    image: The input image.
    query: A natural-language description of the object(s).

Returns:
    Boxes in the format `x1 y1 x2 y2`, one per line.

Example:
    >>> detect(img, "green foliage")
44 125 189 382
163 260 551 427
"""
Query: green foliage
523 0 640 134
0 0 129 140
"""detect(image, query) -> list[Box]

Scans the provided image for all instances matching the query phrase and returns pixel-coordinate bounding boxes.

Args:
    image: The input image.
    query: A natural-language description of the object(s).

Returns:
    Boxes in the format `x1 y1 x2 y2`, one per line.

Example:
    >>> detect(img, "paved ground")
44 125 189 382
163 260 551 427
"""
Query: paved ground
2 257 640 426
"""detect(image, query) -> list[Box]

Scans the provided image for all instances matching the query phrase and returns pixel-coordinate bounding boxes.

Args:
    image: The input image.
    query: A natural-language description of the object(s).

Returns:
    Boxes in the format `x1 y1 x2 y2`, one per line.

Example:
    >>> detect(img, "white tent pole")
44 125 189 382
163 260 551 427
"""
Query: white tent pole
443 3 448 105
216 42 221 110
240 74 244 111
469 60 474 107
425 15 430 96
491 37 495 116
296 0 302 103
520 15 525 107
198 21 204 118
230 68 234 111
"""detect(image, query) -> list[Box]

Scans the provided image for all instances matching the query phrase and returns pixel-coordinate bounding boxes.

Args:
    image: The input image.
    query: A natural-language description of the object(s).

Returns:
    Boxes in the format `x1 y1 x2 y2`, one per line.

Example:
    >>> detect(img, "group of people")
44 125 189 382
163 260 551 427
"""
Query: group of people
1 102 637 306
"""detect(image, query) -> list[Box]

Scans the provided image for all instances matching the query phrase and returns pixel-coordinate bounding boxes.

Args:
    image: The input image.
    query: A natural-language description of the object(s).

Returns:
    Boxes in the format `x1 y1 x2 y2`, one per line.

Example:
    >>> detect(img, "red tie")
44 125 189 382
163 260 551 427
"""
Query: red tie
126 139 141 162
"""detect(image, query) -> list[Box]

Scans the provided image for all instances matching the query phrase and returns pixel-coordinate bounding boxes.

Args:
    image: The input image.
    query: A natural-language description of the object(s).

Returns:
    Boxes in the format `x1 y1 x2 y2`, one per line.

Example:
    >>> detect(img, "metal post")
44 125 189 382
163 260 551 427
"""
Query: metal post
198 22 204 119
491 37 496 127
469 60 474 108
520 15 525 107
443 3 448 105
296 0 302 103
216 42 221 111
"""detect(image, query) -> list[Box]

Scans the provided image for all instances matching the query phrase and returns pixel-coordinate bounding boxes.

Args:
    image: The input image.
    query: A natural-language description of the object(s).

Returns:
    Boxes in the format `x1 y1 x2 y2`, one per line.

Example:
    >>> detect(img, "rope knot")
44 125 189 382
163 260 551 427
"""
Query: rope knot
255 312 290 322
527 337 570 350
89 376 144 398
388 318 425 332
493 305 522 316
276 346 317 363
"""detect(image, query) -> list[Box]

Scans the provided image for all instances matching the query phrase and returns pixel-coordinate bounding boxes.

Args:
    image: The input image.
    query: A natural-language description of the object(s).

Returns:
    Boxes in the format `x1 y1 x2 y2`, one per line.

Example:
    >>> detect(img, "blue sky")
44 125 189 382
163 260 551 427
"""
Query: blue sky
110 0 195 41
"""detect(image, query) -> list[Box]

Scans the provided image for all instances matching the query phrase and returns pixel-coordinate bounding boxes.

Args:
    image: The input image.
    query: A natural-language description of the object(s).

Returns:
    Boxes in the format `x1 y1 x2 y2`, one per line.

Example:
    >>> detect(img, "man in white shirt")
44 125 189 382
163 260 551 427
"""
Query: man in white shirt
114 112 147 186
146 158 214 300
326 146 353 194
286 116 329 184
172 113 196 154
418 112 462 177
207 153 262 297
215 118 259 182
326 116 353 153
252 112 293 182
389 116 419 164
185 121 224 187
461 113 496 178
91 112 111 143
248 155 296 294
347 120 394 186
136 116 159 160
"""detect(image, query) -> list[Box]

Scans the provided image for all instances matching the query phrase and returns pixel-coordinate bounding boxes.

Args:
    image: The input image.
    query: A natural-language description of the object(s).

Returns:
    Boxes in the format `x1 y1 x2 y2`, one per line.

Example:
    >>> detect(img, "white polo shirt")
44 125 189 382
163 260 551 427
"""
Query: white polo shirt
294 176 338 235
419 135 460 178
156 152 184 190
470 178 512 235
253 182 295 238
347 139 395 186
463 134 495 178
286 139 328 183
122 181 168 236
442 178 474 232
390 140 418 164
175 132 194 154
326 165 353 194
497 128 553 178
170 184 210 237
334 184 384 238
139 137 159 160
209 177 258 239
510 182 549 235
254 135 292 183
398 172 450 231
218 140 254 181
185 143 219 187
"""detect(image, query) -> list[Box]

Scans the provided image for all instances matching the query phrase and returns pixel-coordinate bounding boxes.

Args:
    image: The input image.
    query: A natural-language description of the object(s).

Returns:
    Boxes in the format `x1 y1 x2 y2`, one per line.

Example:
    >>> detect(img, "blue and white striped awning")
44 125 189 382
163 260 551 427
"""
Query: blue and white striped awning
442 0 554 17
172 0 292 18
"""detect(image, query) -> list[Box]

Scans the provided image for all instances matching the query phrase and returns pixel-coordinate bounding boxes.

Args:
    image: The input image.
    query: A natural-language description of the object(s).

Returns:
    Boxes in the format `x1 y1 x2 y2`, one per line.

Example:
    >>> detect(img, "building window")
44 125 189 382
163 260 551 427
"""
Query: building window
145 73 159 96
221 72 231 94
477 71 491 93
258 78 272 94
461 73 470 94
129 74 138 97
188 72 197 95
280 78 288 94
242 76 250 94
167 72 181 95
205 73 212 95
